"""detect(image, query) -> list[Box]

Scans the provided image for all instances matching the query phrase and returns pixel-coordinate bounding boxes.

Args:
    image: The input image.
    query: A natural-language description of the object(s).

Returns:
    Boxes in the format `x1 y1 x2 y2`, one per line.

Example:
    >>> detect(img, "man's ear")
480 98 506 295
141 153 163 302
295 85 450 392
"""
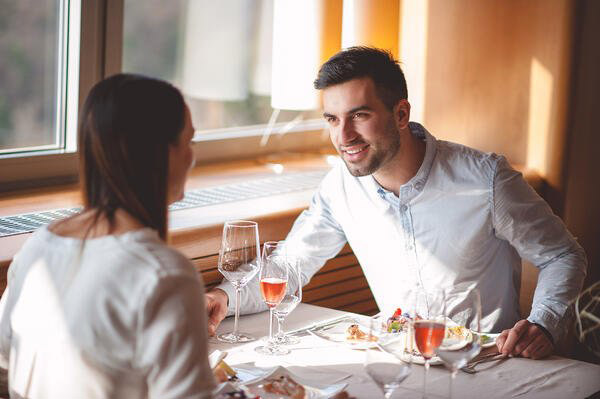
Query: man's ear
394 99 411 129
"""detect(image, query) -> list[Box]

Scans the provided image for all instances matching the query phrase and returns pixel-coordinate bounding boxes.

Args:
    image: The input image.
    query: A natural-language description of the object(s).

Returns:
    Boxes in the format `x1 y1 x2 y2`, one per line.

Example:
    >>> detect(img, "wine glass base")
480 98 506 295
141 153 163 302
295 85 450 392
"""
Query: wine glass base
217 332 256 343
277 334 300 345
254 344 291 356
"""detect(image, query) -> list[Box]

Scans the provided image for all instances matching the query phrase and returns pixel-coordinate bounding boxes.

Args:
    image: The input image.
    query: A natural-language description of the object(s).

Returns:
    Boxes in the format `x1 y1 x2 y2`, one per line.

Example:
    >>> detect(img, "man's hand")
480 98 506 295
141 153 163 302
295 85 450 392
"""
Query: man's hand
205 288 229 336
496 319 553 359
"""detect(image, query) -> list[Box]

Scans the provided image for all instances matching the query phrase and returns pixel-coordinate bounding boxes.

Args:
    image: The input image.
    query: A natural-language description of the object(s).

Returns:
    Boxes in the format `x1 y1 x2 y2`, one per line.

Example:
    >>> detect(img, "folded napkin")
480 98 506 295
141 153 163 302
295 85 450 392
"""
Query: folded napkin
287 364 351 385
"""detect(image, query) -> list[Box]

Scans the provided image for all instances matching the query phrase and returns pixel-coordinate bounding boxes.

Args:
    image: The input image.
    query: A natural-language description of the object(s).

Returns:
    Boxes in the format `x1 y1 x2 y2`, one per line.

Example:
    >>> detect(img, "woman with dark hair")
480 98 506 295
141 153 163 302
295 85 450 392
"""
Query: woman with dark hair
0 74 215 398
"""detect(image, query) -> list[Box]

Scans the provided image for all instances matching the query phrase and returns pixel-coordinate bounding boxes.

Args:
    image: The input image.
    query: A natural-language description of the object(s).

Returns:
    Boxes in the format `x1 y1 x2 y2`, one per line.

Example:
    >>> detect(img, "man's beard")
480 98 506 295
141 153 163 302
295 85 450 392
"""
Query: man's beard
342 121 401 177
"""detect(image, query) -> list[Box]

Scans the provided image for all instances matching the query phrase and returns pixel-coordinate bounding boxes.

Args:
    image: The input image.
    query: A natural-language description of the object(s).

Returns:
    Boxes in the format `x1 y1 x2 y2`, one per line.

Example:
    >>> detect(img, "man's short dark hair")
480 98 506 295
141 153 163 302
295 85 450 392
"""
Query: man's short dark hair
314 46 408 110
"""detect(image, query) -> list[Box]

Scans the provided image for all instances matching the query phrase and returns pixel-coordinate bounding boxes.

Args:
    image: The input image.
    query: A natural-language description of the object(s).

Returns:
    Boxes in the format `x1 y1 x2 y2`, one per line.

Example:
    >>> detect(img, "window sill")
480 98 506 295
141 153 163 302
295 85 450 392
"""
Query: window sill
0 151 335 268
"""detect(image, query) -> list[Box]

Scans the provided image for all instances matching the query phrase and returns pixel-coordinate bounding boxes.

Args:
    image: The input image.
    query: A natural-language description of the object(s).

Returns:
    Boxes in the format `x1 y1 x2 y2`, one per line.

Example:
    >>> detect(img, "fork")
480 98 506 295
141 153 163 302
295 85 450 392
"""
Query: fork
460 353 507 374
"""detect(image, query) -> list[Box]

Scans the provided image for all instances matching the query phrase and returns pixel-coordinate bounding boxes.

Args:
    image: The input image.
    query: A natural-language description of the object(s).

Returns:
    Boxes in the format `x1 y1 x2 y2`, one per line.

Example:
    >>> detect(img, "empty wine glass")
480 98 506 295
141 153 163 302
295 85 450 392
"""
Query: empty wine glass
435 288 482 399
365 314 412 398
255 252 289 355
217 220 261 343
413 288 446 399
273 244 302 345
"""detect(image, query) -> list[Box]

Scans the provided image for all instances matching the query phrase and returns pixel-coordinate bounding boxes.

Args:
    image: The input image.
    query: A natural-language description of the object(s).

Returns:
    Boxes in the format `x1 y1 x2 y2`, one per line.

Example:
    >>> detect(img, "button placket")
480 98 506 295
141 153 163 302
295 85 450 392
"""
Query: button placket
400 201 424 288
396 191 421 288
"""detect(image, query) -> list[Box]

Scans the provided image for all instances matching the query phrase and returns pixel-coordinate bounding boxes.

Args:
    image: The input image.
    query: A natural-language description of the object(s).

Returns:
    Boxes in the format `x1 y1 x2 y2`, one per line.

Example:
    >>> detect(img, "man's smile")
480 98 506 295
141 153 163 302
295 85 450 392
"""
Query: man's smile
342 144 370 158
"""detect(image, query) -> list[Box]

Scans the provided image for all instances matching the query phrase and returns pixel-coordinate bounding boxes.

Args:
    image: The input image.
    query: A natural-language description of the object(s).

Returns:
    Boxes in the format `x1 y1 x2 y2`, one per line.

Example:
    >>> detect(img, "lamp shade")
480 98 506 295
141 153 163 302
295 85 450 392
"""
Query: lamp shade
271 0 342 110
181 0 252 101
250 0 274 96
342 0 400 57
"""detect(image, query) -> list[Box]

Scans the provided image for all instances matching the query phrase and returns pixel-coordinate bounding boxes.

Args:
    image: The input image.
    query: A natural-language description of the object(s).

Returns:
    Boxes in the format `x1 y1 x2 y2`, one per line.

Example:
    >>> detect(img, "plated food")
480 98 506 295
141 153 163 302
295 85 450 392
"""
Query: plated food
214 364 348 399
214 359 239 383
346 324 378 342
263 375 306 399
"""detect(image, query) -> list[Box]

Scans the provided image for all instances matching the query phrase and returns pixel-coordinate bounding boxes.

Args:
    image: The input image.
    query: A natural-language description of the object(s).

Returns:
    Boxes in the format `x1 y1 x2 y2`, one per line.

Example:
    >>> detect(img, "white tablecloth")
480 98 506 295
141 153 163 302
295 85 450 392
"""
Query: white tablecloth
209 304 600 399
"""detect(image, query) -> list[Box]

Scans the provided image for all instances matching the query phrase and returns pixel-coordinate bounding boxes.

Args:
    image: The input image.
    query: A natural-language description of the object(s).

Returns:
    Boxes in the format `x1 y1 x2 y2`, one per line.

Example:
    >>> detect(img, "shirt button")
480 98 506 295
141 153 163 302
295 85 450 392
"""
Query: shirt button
407 245 414 251
415 182 423 190
400 204 408 212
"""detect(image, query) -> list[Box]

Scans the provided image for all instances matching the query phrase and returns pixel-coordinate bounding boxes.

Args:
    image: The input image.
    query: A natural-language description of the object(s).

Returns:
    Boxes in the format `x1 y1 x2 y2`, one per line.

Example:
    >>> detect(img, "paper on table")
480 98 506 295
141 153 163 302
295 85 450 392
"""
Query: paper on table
241 365 348 399
234 363 351 386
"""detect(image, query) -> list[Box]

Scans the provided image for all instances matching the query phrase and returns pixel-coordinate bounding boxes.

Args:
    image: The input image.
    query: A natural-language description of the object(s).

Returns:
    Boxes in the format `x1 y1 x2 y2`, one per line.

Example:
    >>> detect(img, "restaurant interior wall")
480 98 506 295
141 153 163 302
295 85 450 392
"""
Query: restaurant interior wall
1 0 598 361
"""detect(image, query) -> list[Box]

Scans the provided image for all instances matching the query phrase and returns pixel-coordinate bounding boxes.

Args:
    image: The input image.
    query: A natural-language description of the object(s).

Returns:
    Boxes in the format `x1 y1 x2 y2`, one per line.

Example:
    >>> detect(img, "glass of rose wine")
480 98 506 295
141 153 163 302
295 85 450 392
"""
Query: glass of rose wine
254 250 289 356
217 221 261 343
413 288 446 399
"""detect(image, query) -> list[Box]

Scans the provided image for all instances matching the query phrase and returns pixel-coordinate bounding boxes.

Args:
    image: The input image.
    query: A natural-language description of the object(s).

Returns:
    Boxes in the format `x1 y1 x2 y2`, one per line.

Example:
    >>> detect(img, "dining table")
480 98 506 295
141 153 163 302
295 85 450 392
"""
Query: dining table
210 303 600 399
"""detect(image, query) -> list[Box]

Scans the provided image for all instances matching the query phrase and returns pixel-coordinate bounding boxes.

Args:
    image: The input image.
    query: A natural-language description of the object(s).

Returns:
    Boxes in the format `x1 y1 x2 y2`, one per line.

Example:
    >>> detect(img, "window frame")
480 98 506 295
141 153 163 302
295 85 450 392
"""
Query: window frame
0 0 332 193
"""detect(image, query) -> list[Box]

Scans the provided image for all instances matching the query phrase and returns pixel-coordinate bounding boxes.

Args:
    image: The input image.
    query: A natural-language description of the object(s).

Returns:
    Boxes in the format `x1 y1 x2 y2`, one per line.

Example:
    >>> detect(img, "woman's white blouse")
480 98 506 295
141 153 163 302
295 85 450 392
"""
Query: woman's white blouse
0 226 214 399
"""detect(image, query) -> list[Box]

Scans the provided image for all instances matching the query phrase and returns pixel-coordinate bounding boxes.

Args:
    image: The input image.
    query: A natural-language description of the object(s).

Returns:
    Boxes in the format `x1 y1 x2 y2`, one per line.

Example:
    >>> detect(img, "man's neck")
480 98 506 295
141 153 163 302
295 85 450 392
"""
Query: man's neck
373 129 426 196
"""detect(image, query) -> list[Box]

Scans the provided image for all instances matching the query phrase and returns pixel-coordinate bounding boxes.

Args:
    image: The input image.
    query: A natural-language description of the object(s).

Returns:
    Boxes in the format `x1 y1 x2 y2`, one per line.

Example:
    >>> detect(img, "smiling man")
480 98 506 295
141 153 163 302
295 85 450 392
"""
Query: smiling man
205 47 587 359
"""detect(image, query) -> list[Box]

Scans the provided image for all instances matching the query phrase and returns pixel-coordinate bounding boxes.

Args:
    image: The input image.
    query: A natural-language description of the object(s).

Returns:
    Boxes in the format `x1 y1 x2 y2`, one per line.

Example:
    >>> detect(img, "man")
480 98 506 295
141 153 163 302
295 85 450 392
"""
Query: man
206 47 587 359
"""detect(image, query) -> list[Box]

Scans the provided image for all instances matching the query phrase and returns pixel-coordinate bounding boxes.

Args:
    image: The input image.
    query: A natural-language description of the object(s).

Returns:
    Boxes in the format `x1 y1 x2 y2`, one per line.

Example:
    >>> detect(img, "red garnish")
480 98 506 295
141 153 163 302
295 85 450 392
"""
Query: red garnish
393 308 402 319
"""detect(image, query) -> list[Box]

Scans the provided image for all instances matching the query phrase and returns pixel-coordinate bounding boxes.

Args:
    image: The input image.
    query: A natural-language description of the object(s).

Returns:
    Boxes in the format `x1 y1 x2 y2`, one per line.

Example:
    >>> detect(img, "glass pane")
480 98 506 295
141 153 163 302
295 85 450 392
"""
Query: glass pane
122 0 322 133
0 0 61 151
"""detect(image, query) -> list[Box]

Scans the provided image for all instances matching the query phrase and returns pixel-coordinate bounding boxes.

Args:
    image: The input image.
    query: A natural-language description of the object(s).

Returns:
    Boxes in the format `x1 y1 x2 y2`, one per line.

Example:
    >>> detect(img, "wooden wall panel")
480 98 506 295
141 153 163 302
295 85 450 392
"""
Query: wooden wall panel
400 0 573 213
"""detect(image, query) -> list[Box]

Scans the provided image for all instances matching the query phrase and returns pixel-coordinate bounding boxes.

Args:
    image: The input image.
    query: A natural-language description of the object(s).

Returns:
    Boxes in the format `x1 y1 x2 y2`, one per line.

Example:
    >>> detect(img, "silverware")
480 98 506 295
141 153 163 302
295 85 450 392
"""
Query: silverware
287 315 353 336
461 353 506 374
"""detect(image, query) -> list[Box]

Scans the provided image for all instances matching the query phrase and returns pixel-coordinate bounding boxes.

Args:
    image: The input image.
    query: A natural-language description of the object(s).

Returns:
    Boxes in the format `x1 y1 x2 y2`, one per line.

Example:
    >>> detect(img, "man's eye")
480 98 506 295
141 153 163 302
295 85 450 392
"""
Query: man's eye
352 113 366 120
325 116 336 124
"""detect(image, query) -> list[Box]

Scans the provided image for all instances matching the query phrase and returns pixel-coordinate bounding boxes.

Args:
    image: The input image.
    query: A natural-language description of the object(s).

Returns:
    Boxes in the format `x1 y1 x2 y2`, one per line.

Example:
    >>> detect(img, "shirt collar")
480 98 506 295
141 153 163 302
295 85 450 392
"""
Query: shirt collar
366 122 438 207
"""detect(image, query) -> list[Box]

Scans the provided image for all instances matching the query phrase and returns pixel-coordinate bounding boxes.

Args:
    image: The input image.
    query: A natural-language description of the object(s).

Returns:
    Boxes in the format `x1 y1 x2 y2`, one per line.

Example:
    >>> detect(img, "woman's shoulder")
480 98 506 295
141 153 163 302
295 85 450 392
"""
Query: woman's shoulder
115 229 197 279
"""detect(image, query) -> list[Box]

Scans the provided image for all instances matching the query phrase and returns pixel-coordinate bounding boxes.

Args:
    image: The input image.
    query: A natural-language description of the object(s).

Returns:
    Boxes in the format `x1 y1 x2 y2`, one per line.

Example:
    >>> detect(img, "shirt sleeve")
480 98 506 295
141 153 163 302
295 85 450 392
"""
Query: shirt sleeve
491 156 587 342
217 181 348 316
0 256 17 371
136 272 215 399
0 285 10 370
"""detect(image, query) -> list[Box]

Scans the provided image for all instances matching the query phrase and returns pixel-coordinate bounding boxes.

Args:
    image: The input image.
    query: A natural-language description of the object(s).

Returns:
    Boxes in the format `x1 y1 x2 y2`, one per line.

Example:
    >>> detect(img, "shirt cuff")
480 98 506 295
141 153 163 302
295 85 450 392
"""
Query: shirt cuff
215 281 236 317
527 309 561 344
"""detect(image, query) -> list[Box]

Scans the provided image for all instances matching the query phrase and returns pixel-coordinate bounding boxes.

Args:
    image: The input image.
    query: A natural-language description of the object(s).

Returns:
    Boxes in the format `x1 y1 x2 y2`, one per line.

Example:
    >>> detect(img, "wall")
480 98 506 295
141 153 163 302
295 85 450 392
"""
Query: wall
400 0 573 213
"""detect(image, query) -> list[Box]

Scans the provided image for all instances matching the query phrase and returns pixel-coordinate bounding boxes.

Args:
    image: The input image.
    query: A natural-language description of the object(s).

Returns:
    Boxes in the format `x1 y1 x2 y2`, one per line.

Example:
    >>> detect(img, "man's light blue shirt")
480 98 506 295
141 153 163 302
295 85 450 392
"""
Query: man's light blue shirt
219 122 586 342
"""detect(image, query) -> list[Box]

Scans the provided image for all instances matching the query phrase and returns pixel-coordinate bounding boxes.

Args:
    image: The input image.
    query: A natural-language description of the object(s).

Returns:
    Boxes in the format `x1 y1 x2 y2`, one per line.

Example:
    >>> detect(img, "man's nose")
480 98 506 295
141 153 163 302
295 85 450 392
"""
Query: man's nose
338 120 357 144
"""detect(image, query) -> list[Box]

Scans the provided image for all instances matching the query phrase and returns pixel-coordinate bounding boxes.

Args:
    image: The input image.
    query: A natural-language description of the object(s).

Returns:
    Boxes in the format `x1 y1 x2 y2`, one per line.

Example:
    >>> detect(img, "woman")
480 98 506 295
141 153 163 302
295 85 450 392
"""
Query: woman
0 74 215 398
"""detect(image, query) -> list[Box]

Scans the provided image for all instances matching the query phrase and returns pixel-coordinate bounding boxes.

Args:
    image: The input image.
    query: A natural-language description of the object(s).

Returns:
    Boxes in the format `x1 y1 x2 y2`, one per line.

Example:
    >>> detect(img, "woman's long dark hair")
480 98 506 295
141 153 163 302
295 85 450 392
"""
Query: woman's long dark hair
78 73 185 240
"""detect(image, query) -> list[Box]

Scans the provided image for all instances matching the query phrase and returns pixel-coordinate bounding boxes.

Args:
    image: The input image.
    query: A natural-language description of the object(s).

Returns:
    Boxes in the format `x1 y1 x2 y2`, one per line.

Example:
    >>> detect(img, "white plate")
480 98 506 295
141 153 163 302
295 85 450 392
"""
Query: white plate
234 365 347 399
478 332 500 348
398 351 443 365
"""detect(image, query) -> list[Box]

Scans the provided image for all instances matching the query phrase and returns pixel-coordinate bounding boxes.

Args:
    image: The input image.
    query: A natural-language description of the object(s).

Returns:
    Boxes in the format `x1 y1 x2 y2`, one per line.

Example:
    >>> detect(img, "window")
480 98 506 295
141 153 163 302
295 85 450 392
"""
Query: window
0 0 79 155
121 0 325 140
0 0 331 190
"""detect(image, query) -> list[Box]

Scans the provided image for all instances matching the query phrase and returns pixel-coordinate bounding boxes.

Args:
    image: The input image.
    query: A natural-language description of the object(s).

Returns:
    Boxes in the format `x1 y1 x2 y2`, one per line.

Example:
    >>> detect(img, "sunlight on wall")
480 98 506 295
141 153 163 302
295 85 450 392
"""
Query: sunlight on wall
398 0 428 124
527 58 554 176
271 0 342 110
341 0 400 58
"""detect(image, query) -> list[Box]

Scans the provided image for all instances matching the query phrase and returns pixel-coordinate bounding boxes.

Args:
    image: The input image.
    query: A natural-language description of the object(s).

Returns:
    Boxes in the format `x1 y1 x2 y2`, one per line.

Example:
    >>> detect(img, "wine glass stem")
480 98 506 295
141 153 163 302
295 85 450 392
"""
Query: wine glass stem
276 315 283 339
423 359 430 399
268 308 274 343
233 287 241 336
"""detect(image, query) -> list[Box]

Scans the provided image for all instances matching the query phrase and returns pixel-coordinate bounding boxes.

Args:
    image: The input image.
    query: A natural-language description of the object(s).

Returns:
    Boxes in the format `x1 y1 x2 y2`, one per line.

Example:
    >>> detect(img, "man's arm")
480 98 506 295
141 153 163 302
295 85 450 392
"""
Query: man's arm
492 156 587 357
206 181 348 335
